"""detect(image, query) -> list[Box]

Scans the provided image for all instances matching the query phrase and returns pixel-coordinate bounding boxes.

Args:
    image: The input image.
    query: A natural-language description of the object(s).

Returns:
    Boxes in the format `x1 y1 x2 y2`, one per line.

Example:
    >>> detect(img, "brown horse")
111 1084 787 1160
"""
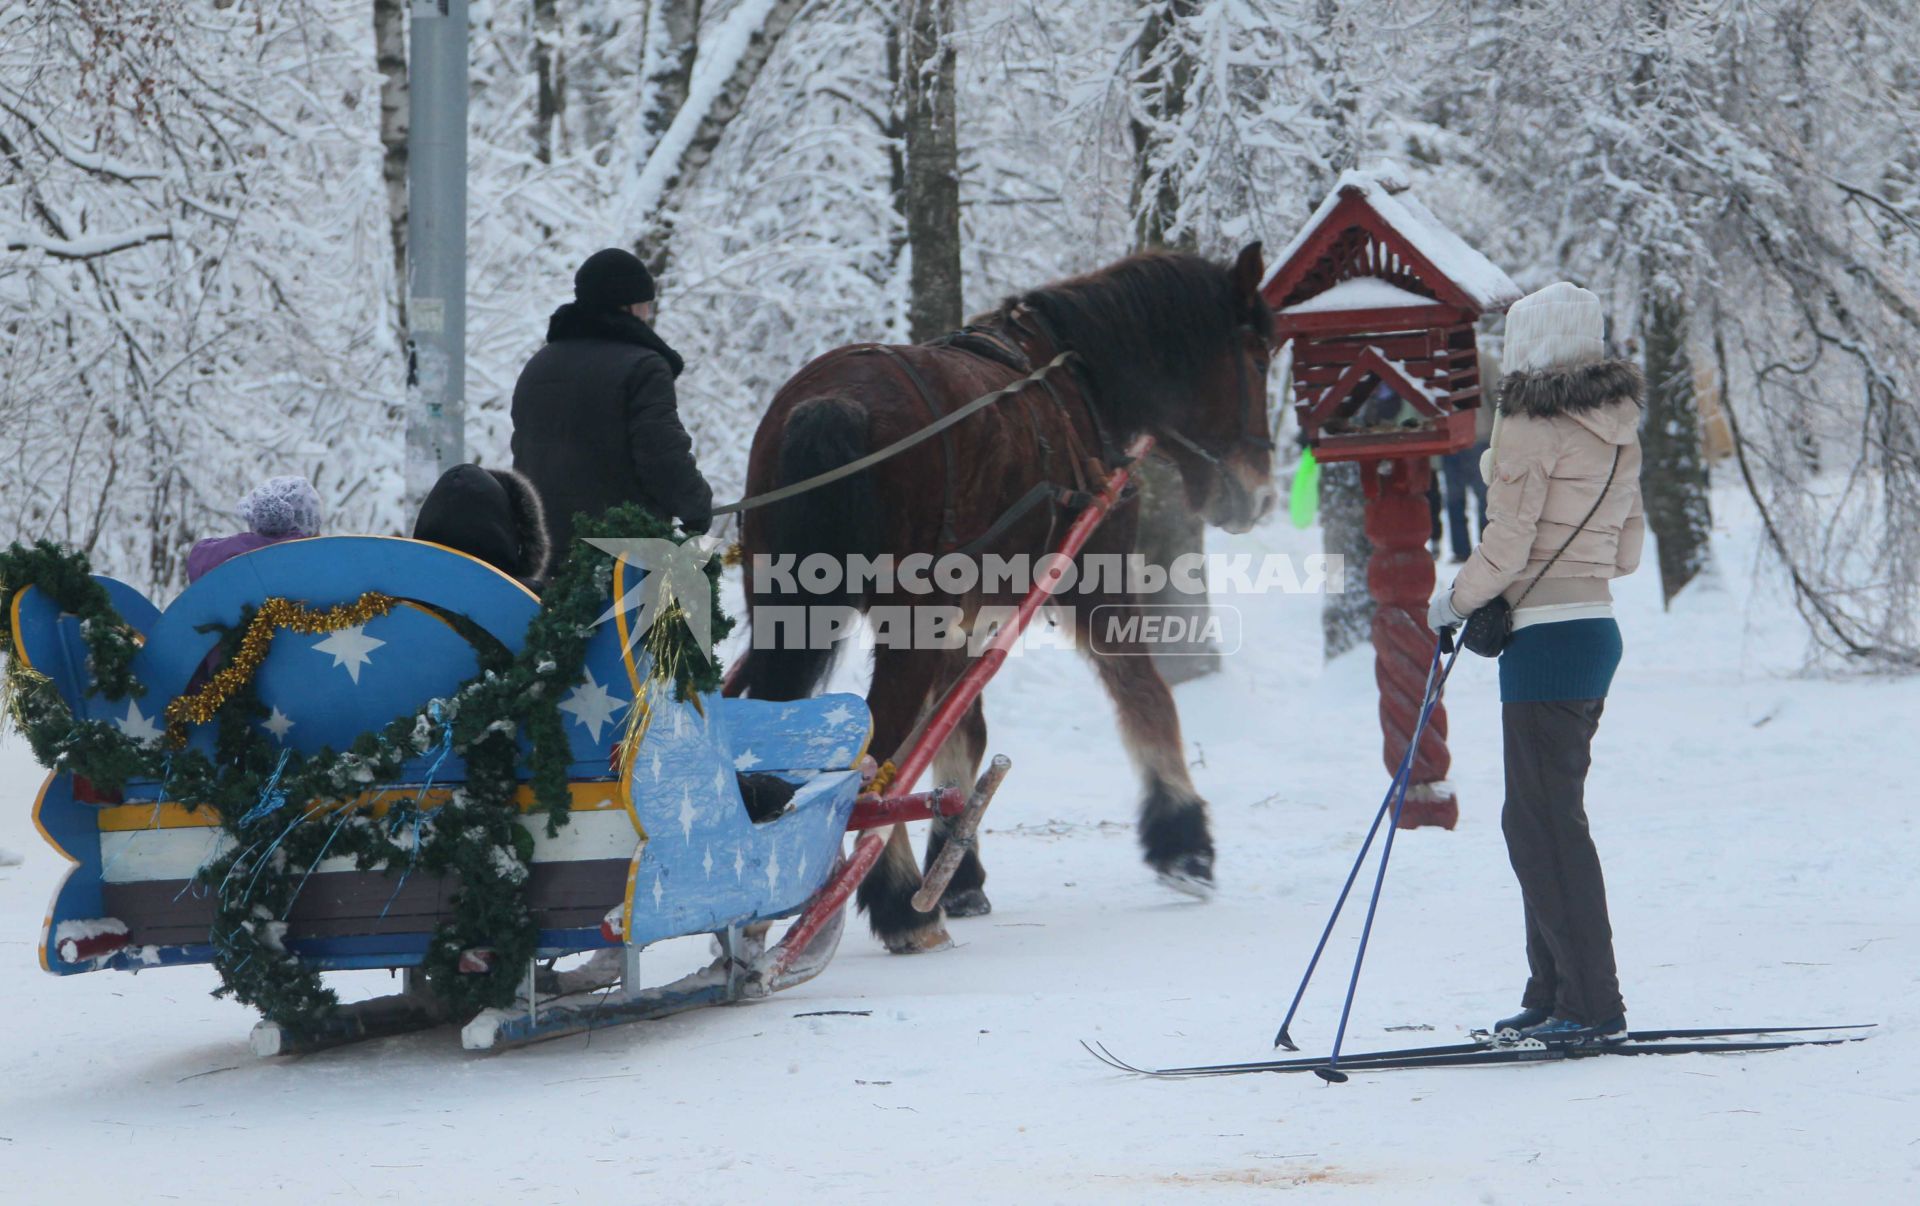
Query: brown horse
730 245 1276 953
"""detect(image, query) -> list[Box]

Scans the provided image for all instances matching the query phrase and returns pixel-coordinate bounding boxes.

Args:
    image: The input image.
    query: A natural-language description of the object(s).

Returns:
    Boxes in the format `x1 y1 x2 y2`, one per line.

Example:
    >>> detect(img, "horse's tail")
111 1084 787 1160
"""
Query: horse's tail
735 396 877 701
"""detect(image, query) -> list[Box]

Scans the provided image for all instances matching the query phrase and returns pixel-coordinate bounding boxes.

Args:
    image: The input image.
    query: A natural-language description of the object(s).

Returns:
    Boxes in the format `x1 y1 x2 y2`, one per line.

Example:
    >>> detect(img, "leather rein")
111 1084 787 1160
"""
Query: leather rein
715 313 1271 547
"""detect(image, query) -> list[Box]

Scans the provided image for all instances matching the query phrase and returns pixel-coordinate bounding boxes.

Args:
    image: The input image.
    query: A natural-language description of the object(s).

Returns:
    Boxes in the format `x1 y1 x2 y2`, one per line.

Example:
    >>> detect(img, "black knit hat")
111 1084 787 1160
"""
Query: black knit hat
574 247 656 309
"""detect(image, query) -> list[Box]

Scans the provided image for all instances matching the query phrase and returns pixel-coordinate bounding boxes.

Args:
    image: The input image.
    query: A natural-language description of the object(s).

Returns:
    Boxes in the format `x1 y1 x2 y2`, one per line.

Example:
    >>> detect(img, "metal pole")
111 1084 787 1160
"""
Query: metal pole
403 0 468 511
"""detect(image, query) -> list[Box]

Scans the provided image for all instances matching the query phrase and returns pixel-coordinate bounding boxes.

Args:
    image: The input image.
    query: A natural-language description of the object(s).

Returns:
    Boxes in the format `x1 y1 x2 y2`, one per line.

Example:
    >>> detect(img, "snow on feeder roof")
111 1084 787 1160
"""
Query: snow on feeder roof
1263 167 1521 316
1263 166 1518 464
1279 276 1439 315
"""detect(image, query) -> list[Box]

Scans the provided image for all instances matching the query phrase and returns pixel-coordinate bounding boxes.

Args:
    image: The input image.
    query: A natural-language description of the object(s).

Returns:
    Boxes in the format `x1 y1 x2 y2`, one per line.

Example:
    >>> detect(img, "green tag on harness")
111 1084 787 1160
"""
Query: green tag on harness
1289 446 1320 529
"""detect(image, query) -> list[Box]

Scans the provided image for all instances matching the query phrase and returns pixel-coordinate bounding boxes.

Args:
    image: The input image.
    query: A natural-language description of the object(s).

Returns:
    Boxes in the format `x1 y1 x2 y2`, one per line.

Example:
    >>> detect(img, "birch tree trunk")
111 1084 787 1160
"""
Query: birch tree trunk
641 0 702 144
898 0 962 342
373 0 409 338
637 0 808 282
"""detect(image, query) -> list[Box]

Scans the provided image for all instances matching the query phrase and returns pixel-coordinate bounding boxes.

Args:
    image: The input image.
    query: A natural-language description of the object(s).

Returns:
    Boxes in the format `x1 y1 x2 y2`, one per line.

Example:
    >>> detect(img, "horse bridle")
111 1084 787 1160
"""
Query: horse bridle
1156 323 1276 476
1011 305 1273 482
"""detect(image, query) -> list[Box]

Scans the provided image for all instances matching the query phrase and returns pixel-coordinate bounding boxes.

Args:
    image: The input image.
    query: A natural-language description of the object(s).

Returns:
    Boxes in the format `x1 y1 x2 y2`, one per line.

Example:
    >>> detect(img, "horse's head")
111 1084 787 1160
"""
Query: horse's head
1004 245 1280 533
1152 243 1278 534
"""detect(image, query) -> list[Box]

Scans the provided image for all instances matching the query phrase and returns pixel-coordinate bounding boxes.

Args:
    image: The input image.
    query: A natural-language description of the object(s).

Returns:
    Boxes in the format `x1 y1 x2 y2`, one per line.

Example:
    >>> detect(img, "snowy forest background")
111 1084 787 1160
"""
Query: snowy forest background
3 0 1917 667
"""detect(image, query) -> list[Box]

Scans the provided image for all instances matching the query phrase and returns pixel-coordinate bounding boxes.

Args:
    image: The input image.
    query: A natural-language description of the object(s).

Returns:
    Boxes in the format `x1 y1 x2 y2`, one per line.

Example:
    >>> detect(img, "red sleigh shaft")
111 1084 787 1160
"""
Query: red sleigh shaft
768 831 885 978
847 787 966 831
775 438 1148 973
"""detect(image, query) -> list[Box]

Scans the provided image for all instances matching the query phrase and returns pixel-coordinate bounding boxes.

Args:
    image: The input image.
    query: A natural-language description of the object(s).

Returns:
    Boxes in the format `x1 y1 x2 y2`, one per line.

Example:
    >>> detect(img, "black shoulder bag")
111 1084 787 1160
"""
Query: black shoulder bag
1459 447 1622 658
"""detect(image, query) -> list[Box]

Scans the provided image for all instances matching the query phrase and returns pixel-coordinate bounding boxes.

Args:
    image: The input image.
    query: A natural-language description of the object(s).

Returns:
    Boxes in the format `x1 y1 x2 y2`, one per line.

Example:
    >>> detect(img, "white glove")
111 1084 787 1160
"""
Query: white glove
1428 589 1466 632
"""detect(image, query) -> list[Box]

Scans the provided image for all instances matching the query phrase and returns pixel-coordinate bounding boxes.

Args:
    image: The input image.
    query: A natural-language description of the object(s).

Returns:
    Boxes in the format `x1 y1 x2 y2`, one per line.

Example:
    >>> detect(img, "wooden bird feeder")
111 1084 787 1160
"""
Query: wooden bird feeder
1263 168 1522 829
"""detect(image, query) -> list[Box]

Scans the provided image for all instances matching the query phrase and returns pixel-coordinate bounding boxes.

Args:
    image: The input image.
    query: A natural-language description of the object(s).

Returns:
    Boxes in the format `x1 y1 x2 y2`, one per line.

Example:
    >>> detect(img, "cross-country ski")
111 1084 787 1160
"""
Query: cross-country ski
1086 1024 1878 1080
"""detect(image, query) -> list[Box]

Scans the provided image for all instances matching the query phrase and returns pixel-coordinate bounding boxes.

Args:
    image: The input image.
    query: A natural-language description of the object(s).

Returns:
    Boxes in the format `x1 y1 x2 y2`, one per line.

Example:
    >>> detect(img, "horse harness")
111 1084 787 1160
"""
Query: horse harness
723 312 1271 553
977 304 1276 525
854 316 1121 557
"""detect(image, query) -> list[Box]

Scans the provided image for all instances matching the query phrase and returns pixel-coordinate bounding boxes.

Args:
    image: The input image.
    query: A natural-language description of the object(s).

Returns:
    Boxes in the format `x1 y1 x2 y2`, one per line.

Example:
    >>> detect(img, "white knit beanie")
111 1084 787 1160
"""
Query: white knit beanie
239 476 323 537
1480 282 1606 479
1502 281 1604 373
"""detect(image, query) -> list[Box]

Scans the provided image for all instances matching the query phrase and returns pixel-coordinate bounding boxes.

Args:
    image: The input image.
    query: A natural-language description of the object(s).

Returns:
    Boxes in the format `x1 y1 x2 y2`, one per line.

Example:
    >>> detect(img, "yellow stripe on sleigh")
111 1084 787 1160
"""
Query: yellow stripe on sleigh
95 780 630 833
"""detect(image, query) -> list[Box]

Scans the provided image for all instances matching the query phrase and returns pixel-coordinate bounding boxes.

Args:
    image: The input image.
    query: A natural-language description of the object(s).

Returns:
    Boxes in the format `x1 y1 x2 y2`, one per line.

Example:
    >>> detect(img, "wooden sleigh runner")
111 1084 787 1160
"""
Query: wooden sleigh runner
12 536 994 1054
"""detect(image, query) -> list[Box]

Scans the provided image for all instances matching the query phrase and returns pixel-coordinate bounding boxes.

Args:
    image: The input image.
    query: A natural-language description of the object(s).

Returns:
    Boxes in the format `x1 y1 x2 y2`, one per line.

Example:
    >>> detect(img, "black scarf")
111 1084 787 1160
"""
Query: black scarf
545 302 686 378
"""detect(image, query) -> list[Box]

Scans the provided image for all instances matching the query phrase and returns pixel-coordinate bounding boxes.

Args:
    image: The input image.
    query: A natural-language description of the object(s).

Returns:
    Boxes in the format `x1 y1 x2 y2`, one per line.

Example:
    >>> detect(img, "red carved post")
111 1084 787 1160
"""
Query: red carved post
1361 457 1458 829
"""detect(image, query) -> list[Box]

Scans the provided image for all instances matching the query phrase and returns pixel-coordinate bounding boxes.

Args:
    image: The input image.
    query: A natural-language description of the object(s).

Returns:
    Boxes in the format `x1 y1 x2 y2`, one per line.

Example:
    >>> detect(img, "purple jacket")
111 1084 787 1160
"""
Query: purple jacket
185 531 307 583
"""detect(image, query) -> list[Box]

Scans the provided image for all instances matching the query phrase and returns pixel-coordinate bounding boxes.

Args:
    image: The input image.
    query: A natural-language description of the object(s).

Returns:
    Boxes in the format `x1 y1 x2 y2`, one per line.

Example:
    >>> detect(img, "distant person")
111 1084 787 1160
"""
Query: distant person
1426 457 1444 557
413 464 552 591
1357 379 1406 427
510 248 714 559
1429 282 1646 1047
186 476 321 583
1438 348 1499 562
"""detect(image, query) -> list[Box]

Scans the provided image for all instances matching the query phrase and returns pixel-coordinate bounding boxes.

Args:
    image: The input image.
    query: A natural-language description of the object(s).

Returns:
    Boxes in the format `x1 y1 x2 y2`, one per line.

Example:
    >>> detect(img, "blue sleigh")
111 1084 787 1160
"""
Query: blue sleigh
12 536 876 1052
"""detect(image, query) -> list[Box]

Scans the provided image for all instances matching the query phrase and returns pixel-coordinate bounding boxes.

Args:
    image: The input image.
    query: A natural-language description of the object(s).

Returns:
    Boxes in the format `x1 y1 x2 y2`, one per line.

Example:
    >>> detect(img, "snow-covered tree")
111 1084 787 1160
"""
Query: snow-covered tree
1 1 401 588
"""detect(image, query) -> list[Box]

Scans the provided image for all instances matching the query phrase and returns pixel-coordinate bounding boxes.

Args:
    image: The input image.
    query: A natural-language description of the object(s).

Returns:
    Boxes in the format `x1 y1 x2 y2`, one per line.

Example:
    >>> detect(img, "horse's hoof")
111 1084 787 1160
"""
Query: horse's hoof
1157 869 1215 900
940 888 992 918
1154 852 1215 900
882 920 953 955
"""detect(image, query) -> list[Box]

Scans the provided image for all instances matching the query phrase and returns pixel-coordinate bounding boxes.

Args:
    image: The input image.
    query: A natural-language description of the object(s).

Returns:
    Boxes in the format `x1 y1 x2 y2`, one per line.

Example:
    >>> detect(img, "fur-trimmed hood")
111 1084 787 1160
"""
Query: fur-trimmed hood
413 464 552 586
1478 357 1644 479
489 467 552 582
1498 358 1644 419
1498 358 1643 447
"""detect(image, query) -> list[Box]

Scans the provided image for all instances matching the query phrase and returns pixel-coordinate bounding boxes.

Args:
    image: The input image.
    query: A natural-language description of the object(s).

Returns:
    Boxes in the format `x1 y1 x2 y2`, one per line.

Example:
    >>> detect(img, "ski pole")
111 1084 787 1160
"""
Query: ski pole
1271 639 1445 1051
1318 634 1460 1084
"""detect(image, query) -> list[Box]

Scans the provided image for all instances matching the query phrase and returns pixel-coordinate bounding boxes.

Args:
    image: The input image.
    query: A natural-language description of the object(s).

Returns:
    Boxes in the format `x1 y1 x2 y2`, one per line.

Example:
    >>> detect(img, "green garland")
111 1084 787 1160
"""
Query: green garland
0 504 726 1039
0 541 145 714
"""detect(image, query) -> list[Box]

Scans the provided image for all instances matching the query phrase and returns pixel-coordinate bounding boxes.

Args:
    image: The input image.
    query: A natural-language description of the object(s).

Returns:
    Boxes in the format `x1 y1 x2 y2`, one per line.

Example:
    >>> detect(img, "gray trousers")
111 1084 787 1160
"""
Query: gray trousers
1502 699 1625 1024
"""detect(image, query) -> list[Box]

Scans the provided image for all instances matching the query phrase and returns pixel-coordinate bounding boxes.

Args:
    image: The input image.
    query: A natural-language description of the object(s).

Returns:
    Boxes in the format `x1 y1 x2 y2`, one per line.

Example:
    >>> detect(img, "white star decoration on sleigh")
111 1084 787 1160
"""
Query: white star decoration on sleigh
261 707 295 743
117 700 162 746
559 668 628 743
313 624 385 684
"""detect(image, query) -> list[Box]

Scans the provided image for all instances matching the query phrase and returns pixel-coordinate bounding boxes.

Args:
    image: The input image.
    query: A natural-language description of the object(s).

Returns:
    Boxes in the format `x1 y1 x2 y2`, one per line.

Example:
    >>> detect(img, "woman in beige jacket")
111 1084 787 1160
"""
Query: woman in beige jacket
1429 281 1645 1046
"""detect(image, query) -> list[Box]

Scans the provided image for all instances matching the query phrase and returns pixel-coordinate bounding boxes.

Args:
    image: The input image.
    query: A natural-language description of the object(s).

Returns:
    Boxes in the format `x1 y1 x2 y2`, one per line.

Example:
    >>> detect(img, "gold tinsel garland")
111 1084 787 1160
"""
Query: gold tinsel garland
613 598 709 780
162 591 399 747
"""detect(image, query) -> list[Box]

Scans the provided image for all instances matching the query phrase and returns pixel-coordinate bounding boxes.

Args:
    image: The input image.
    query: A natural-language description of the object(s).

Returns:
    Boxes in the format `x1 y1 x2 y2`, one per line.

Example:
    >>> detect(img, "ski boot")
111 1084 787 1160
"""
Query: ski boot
1521 1015 1627 1047
1492 1006 1551 1040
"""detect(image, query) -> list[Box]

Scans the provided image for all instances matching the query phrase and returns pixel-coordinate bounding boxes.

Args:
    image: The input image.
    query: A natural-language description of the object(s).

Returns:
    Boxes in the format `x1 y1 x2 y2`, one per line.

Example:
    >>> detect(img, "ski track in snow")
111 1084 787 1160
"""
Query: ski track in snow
1 485 1915 1202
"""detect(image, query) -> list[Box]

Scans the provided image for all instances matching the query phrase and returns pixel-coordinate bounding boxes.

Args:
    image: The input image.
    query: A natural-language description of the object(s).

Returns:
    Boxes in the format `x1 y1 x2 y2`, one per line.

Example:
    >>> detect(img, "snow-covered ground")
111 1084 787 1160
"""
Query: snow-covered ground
2 487 1915 1203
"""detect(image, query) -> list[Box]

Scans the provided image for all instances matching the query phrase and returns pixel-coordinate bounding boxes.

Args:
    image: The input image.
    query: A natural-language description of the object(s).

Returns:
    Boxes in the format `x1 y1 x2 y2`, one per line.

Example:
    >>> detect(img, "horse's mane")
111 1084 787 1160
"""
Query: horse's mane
1000 252 1271 434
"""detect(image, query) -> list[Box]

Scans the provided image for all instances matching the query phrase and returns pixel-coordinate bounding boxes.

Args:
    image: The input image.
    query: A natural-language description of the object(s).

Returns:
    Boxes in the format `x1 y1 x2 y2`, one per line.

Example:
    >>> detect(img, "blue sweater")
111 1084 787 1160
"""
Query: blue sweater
1498 618 1623 703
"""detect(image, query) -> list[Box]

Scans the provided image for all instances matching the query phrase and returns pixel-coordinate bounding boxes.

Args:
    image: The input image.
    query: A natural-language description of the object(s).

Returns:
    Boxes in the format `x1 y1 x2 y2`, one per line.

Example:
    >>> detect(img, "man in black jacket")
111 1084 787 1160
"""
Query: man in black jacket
511 248 715 559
